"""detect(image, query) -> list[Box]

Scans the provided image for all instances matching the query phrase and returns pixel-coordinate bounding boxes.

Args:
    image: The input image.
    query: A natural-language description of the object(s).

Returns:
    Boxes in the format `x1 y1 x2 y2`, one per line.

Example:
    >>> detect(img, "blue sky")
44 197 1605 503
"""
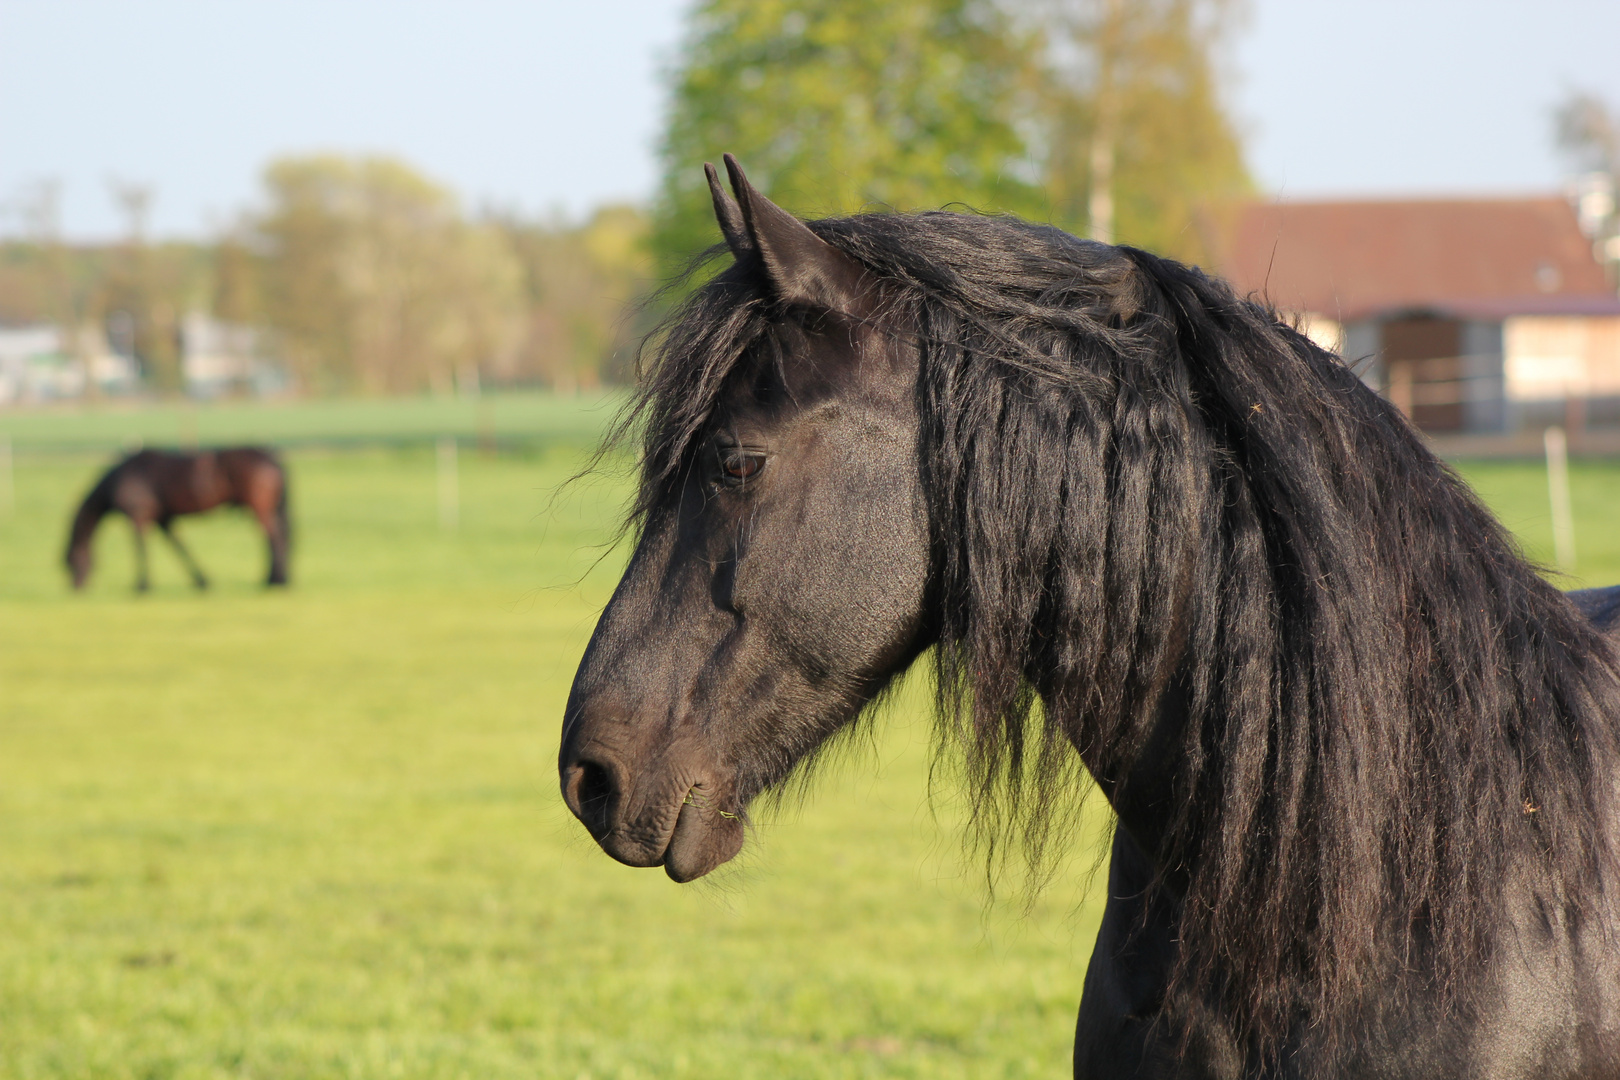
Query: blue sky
2 0 1618 240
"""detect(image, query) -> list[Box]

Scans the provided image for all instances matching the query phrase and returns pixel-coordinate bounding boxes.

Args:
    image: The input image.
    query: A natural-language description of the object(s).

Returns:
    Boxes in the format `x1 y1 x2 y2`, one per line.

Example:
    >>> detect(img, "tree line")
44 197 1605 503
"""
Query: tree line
1 0 1256 396
0 163 654 396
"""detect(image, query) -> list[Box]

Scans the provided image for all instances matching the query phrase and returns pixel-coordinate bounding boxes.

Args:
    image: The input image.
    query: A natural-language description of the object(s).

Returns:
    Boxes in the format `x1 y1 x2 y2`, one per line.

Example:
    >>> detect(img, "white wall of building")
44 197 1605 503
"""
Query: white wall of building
1503 316 1620 401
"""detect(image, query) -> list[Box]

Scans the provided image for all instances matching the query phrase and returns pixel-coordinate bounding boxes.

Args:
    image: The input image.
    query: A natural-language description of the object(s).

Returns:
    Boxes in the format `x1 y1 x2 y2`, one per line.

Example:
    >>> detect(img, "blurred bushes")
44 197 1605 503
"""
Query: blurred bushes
494 204 656 393
248 156 654 396
0 159 654 398
253 156 525 396
0 0 1251 397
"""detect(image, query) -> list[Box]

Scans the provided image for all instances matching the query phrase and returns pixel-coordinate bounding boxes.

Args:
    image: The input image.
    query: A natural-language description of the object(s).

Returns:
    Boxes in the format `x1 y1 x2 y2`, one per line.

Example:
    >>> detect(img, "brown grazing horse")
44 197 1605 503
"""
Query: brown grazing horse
65 447 290 591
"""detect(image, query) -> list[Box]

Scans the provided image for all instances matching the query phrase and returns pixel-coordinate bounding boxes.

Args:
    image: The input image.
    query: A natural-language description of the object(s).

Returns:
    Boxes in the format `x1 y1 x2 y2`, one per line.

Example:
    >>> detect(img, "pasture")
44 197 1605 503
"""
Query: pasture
0 397 1617 1079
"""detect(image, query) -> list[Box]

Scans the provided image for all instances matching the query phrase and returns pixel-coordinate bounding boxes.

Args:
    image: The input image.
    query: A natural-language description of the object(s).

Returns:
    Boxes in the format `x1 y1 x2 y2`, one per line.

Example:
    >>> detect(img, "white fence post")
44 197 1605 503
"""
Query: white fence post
437 436 459 533
1545 425 1576 572
0 436 12 519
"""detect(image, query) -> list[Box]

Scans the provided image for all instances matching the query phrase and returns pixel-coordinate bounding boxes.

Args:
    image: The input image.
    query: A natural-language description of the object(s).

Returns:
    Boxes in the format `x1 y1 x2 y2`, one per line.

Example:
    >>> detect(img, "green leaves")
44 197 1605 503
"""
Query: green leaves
652 0 1252 271
653 0 1043 271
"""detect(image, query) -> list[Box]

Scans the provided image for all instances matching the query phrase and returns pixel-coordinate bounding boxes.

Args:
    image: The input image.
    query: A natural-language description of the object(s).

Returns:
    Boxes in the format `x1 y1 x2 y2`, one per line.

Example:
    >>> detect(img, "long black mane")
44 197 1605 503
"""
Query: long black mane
622 211 1620 1053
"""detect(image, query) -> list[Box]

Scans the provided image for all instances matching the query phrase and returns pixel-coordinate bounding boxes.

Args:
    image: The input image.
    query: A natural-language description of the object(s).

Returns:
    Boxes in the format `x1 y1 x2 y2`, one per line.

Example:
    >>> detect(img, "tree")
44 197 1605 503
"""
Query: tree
1556 91 1620 176
494 204 656 392
100 180 184 391
0 181 71 329
2 183 207 398
653 0 1250 269
653 0 1044 269
1035 0 1251 258
255 156 524 395
1553 90 1620 280
210 227 263 328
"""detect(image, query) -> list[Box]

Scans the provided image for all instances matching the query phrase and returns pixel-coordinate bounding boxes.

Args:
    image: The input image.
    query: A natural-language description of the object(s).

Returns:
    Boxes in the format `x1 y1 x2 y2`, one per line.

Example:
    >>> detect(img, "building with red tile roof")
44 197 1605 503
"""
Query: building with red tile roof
1202 197 1620 432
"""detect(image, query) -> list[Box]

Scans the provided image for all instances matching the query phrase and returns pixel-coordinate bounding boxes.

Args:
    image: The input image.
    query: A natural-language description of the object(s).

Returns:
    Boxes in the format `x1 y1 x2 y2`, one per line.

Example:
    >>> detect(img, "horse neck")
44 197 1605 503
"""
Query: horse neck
1027 462 1212 865
1036 621 1198 868
68 477 114 551
1099 675 1193 861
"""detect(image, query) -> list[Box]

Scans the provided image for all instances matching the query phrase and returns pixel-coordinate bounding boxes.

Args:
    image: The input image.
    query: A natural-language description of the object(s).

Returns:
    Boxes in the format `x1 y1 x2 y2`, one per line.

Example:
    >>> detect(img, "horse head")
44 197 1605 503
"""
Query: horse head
65 539 93 590
559 157 933 882
558 158 1620 1070
65 468 117 590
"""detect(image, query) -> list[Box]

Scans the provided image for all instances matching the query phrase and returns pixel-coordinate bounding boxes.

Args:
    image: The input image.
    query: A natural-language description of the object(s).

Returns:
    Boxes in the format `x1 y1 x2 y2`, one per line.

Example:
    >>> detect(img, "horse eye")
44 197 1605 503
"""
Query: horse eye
719 450 765 485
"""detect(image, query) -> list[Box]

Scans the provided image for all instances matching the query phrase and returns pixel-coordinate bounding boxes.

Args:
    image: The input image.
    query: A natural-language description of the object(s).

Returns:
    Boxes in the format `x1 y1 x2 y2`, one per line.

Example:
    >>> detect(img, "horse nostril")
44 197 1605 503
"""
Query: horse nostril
577 760 613 809
563 758 618 837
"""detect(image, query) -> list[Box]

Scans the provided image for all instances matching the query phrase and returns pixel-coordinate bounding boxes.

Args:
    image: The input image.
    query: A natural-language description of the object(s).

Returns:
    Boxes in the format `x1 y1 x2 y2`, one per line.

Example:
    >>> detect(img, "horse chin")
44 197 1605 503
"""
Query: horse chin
662 798 745 883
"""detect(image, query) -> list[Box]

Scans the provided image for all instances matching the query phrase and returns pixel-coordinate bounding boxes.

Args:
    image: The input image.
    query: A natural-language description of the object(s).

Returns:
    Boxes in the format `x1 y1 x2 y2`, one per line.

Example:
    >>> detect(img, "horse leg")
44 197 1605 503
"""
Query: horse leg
159 519 209 590
131 518 151 592
252 504 289 587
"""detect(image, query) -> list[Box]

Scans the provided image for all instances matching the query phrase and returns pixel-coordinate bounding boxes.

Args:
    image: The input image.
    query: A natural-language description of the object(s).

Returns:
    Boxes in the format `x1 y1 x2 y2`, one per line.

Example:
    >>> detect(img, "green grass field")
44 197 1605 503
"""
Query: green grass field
0 392 624 454
1 400 1619 1079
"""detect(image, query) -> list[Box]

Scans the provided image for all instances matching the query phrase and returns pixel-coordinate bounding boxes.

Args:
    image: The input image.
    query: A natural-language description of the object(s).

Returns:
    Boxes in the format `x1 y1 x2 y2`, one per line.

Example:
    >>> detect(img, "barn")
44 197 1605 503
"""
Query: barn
1204 197 1620 435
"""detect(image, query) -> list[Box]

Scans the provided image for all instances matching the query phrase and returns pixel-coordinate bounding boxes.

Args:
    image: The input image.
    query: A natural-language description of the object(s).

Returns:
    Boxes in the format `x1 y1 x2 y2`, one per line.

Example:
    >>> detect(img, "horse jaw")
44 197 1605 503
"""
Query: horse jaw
663 795 746 882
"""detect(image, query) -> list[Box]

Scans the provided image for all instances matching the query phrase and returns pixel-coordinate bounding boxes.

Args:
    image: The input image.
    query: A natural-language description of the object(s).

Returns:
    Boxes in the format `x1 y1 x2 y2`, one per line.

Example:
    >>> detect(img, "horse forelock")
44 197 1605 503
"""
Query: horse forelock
619 212 1620 1058
608 258 772 534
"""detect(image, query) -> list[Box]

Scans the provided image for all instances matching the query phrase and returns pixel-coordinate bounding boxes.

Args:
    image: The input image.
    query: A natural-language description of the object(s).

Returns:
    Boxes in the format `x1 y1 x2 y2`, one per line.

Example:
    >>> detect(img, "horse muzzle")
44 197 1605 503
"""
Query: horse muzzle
559 727 746 882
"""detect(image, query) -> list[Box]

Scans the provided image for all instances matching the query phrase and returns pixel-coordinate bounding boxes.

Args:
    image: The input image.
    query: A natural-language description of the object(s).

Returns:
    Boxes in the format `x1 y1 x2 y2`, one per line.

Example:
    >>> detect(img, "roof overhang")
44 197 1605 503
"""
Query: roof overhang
1333 295 1620 323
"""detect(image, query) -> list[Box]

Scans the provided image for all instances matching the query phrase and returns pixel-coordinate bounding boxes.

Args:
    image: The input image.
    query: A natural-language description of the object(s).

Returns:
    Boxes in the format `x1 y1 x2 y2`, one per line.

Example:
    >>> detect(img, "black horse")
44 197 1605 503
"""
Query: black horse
66 447 290 591
560 156 1620 1077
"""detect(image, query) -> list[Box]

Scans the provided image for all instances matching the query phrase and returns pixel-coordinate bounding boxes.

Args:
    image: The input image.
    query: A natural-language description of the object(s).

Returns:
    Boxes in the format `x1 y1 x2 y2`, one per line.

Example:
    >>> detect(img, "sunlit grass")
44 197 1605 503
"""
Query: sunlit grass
0 423 1616 1078
0 441 1103 1080
0 390 625 454
1453 458 1620 589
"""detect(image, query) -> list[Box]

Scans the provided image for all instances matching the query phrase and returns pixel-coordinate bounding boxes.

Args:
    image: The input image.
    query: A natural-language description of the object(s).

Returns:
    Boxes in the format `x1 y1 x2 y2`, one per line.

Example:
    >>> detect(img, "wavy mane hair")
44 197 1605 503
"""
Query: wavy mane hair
618 210 1620 1053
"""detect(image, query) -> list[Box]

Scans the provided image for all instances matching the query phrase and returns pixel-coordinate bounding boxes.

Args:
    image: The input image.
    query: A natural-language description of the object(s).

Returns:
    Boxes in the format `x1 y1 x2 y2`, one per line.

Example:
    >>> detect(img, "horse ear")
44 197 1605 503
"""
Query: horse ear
720 153 869 314
705 161 752 261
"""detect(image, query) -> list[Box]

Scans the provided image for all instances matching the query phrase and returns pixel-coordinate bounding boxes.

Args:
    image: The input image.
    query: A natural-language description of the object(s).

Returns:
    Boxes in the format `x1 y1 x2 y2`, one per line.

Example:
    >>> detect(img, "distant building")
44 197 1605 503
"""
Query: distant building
1203 197 1620 433
180 313 285 398
0 324 138 404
